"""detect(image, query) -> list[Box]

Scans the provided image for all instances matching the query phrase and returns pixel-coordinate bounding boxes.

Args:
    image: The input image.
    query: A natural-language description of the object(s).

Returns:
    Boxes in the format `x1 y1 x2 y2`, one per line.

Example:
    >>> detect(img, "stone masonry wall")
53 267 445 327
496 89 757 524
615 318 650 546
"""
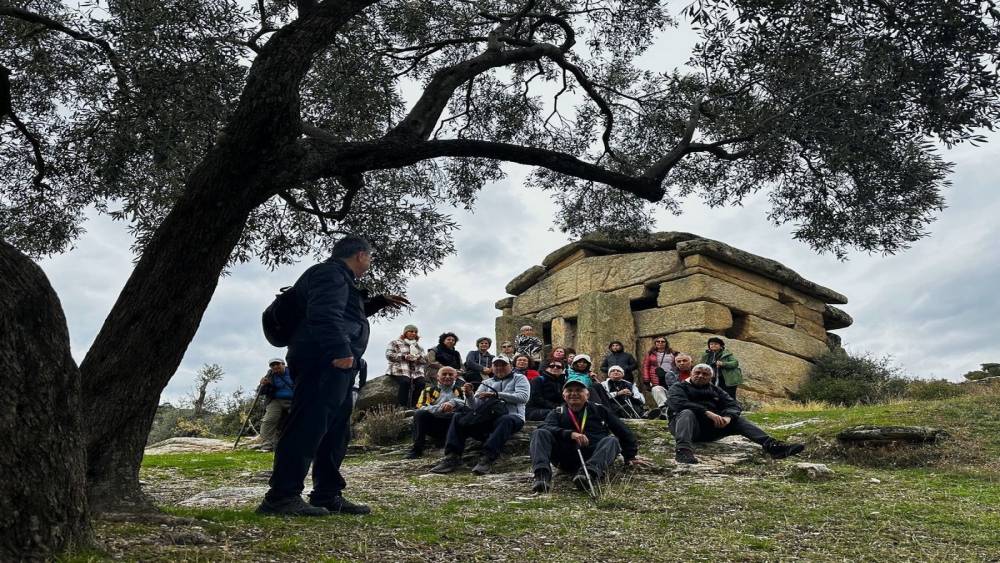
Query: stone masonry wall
495 233 852 400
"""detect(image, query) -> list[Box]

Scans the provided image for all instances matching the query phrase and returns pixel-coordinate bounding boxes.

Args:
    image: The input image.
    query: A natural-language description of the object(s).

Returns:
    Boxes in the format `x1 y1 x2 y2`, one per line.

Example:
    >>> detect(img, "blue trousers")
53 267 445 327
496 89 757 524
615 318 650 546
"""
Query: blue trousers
266 356 355 503
444 413 524 458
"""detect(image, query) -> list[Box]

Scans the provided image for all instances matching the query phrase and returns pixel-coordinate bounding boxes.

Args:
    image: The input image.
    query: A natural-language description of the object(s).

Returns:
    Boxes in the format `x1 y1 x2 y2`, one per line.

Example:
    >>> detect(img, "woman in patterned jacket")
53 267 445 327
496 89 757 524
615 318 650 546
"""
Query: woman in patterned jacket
386 324 428 408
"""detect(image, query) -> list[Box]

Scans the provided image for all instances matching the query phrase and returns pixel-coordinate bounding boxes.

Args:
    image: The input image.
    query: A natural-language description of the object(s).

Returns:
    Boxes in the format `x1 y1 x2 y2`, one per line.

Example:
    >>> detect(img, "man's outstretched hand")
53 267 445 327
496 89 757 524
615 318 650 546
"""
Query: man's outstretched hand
383 294 411 309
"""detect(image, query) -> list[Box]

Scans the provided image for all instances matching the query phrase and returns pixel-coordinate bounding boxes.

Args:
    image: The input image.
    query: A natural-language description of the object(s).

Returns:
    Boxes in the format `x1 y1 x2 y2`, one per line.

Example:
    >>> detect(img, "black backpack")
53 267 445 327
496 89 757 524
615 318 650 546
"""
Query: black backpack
261 285 301 347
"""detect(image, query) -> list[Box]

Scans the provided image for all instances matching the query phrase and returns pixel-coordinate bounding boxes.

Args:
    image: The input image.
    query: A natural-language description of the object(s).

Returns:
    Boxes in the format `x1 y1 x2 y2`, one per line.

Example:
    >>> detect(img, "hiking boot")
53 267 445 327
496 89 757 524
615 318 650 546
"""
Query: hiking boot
256 495 330 517
531 469 552 493
765 440 805 460
310 495 371 515
404 448 423 459
471 454 497 475
643 407 662 420
430 453 463 474
675 448 699 464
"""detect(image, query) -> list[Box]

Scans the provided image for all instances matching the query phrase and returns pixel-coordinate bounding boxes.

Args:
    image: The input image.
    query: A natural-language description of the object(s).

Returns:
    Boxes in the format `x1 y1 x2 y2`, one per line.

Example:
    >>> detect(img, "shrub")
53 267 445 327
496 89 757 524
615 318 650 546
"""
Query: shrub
357 404 409 446
964 363 1000 381
795 350 909 406
906 379 966 401
174 417 213 438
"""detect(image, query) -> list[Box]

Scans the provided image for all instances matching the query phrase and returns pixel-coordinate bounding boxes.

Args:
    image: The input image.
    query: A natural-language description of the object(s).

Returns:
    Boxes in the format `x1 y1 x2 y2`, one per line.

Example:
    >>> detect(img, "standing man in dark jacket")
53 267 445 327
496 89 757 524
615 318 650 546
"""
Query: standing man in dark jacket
667 363 804 464
258 236 409 517
529 378 640 493
526 360 568 420
599 341 639 382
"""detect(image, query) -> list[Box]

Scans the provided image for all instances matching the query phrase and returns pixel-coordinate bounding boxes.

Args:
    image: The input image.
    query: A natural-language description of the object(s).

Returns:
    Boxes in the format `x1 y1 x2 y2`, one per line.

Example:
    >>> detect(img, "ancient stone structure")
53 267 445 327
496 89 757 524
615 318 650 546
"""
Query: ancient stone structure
495 232 852 400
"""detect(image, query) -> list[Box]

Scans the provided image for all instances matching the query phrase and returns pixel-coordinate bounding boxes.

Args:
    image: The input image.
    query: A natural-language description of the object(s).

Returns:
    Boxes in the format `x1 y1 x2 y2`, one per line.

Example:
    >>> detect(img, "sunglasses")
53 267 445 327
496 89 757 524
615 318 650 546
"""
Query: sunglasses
549 364 564 369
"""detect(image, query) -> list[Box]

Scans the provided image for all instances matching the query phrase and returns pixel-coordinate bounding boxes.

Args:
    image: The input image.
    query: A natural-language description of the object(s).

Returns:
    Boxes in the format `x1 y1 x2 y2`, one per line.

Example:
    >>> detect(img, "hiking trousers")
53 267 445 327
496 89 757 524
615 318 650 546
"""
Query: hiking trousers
444 413 524 458
411 409 453 450
266 357 355 504
259 398 292 448
529 428 621 479
669 409 769 451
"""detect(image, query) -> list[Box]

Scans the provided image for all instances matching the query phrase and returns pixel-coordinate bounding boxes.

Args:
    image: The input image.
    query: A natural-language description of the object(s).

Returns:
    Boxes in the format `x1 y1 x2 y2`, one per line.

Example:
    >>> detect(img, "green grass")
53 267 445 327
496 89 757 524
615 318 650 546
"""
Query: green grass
78 390 1000 561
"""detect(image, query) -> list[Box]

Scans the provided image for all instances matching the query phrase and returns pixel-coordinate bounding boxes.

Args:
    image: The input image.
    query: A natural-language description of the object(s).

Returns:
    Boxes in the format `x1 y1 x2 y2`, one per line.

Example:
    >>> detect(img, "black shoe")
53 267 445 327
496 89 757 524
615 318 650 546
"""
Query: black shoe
531 469 552 493
471 454 497 475
405 448 423 459
765 440 805 460
430 453 463 474
675 448 699 464
256 496 330 517
644 407 662 420
310 495 371 515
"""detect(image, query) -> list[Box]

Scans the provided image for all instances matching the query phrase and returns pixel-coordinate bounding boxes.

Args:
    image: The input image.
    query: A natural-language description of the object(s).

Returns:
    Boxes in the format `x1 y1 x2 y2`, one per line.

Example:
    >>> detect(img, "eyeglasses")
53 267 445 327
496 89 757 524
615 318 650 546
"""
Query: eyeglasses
549 364 564 370
654 339 666 343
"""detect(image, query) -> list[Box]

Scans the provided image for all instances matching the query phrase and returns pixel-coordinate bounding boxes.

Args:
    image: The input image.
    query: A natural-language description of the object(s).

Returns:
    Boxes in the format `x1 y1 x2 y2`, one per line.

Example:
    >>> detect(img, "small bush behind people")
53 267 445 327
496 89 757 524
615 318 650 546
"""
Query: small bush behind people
358 404 410 446
906 379 967 401
795 350 909 406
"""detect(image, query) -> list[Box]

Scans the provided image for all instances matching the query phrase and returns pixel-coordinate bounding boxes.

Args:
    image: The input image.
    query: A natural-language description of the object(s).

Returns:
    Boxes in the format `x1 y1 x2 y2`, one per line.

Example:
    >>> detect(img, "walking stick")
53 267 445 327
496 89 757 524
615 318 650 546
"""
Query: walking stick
611 392 642 419
233 386 264 449
576 447 598 500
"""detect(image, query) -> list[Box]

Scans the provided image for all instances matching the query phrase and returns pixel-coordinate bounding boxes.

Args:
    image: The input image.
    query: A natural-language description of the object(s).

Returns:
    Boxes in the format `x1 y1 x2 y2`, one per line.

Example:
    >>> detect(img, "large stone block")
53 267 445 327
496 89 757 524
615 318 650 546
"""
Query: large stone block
576 291 636 368
676 238 847 304
639 332 815 398
550 317 576 348
795 317 828 341
657 273 795 326
512 251 681 316
495 315 543 351
541 231 700 268
505 265 547 296
633 302 733 337
533 284 653 322
824 305 854 330
494 296 515 311
731 315 830 360
682 254 784 298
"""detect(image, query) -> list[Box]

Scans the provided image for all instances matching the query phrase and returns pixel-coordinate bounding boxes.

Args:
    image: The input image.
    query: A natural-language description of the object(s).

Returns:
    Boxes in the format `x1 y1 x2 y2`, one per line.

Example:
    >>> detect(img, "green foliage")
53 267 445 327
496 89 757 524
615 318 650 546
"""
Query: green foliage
147 387 263 444
964 363 1000 380
906 379 967 401
795 350 909 406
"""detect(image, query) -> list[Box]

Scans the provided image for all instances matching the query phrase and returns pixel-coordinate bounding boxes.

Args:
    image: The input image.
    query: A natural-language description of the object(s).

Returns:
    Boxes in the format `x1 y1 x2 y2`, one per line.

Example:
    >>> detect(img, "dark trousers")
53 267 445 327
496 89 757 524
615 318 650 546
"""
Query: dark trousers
392 375 424 408
668 409 769 451
444 413 524 458
720 383 738 400
411 409 453 451
529 428 621 479
266 357 355 503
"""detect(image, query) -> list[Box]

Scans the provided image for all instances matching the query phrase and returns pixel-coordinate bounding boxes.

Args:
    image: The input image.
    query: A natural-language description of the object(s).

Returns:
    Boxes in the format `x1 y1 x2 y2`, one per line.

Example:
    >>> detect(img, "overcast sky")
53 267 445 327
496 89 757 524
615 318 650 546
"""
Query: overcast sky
34 14 1000 404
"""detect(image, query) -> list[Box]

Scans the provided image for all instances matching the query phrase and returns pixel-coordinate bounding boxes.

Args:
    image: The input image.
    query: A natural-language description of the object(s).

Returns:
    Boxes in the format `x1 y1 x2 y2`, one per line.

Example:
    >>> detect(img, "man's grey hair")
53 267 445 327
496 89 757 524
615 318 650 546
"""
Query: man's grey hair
692 363 714 373
437 366 458 376
675 353 693 360
331 235 372 259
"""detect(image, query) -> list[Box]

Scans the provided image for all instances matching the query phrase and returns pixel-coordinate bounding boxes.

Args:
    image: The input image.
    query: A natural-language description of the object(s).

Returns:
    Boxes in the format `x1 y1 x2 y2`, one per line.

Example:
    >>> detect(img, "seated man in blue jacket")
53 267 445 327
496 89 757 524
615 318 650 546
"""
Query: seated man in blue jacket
529 377 640 493
258 357 294 451
668 363 805 464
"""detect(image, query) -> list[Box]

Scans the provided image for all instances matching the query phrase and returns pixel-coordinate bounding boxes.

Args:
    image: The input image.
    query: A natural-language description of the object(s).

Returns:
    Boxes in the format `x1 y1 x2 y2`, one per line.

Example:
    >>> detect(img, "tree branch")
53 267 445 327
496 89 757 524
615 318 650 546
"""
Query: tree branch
0 6 129 96
1 65 46 186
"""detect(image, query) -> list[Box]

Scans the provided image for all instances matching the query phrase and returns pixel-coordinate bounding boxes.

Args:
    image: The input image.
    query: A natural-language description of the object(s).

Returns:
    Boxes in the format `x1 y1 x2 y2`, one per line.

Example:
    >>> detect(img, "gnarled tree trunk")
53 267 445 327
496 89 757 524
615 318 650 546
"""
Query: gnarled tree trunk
0 240 90 558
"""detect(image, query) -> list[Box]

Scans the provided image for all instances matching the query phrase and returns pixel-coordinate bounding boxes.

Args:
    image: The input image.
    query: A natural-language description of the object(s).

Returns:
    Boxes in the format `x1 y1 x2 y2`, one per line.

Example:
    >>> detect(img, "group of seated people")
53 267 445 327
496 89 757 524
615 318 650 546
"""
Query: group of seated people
387 326 805 492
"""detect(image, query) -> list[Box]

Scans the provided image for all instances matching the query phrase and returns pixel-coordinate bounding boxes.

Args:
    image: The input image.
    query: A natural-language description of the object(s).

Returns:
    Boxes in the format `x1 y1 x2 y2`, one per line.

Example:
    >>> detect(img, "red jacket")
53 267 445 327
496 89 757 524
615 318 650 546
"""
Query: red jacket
643 351 676 387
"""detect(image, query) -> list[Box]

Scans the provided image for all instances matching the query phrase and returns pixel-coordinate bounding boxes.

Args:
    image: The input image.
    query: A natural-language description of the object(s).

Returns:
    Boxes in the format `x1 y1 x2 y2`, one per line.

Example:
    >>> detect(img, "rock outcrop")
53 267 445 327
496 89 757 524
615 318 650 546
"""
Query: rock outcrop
496 232 851 400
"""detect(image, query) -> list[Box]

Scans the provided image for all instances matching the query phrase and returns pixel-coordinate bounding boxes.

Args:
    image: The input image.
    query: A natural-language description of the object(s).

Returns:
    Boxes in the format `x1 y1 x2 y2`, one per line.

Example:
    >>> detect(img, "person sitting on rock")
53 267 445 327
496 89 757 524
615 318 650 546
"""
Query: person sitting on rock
602 365 646 419
427 332 463 373
514 325 543 368
385 325 428 408
668 363 804 464
406 367 467 459
568 354 613 407
643 336 678 391
258 357 294 451
646 354 694 420
600 341 639 382
700 336 742 399
463 337 494 388
500 340 517 361
430 355 530 475
512 353 540 381
530 378 640 493
526 359 567 421
547 346 568 366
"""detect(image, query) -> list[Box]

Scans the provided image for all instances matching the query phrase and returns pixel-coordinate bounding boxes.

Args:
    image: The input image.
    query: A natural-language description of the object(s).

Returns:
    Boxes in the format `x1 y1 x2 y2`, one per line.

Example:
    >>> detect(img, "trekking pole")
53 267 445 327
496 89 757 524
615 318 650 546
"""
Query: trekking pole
233 386 264 449
576 447 598 500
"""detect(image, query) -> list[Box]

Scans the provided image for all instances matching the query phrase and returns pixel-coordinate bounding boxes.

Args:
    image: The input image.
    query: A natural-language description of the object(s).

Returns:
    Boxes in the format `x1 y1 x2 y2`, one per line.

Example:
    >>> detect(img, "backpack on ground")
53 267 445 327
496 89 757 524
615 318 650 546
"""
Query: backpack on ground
262 285 301 347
